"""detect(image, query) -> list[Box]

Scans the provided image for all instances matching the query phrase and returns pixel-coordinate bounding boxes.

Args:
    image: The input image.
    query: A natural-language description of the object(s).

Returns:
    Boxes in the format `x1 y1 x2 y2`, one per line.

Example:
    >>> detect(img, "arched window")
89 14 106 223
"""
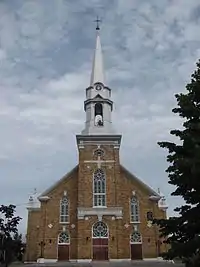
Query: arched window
130 231 142 244
58 232 70 244
93 169 106 207
130 196 139 222
60 196 69 223
94 103 103 126
92 221 108 238
95 103 103 116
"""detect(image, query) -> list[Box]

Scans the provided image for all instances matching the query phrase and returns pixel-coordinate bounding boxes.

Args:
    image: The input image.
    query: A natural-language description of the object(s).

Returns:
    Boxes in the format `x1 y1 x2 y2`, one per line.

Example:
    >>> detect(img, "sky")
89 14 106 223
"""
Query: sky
1 0 200 237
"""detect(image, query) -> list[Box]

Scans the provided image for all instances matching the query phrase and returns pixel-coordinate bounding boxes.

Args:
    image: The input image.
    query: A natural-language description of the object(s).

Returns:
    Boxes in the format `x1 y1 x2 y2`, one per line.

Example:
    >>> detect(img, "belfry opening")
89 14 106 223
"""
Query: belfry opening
94 103 103 126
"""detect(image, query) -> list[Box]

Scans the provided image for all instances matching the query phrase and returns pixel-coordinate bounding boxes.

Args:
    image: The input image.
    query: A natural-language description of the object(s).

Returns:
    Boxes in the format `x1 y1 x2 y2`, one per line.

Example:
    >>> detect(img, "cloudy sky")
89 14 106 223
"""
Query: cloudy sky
1 0 200 236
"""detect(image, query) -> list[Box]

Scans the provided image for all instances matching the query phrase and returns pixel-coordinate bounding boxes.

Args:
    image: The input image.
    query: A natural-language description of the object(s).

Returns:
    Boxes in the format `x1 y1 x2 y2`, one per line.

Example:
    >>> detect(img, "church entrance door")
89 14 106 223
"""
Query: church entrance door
130 244 143 260
58 245 69 261
92 238 108 260
57 232 70 261
92 221 109 261
130 231 143 260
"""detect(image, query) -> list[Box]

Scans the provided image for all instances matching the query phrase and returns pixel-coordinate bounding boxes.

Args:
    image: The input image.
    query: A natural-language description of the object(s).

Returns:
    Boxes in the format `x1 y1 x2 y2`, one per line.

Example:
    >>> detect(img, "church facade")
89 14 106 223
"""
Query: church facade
25 27 168 262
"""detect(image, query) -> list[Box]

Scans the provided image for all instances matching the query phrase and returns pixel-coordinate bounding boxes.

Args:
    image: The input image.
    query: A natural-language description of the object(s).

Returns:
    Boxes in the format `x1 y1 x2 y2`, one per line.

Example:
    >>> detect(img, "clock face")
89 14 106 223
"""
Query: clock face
95 84 102 91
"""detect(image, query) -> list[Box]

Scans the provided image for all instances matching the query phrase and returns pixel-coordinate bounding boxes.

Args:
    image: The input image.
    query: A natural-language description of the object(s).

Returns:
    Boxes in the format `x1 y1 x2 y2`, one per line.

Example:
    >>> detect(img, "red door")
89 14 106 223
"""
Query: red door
93 238 108 260
58 245 69 261
131 244 143 260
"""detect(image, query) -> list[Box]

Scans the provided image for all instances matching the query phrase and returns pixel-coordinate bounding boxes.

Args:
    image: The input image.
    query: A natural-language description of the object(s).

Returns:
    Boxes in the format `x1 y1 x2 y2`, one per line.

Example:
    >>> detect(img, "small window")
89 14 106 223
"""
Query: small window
58 232 70 244
130 231 142 244
147 211 153 221
92 221 108 238
94 148 105 158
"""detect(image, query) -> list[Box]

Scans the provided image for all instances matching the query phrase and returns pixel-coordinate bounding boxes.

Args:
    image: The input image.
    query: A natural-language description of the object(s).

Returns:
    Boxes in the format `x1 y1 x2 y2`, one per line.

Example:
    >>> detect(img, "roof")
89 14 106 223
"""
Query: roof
39 164 160 199
39 165 78 197
120 164 160 197
90 30 105 86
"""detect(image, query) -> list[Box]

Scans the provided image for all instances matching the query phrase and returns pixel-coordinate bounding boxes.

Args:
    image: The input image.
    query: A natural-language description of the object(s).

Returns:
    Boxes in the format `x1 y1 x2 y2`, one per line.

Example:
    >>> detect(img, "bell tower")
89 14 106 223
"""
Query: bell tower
81 24 115 135
76 22 122 234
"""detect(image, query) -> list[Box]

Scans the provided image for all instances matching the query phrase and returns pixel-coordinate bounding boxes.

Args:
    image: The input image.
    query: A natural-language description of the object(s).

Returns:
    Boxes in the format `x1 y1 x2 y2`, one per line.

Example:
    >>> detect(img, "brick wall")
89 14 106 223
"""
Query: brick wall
25 142 167 261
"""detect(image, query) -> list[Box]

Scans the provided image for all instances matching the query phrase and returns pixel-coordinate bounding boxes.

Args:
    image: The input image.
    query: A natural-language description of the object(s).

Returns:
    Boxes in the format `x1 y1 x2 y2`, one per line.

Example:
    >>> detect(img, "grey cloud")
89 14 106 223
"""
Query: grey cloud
0 0 200 235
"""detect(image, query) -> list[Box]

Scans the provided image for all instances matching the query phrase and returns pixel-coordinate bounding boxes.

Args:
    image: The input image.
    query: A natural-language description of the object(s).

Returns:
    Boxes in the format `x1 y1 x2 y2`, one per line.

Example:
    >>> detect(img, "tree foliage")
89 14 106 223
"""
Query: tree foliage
154 60 200 266
0 205 22 266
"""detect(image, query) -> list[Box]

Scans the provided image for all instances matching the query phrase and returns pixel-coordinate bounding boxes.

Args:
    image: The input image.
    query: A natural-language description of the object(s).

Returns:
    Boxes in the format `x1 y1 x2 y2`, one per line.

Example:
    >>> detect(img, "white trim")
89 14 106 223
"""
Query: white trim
84 160 115 163
77 207 123 219
110 259 131 262
38 196 50 202
37 258 44 263
38 259 57 263
143 258 169 262
77 259 92 263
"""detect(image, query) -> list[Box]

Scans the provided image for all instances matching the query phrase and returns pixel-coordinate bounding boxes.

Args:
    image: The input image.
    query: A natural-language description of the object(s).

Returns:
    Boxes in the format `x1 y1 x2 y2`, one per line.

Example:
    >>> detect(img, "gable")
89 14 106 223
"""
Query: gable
39 164 159 199
120 164 160 197
39 165 78 197
94 94 103 99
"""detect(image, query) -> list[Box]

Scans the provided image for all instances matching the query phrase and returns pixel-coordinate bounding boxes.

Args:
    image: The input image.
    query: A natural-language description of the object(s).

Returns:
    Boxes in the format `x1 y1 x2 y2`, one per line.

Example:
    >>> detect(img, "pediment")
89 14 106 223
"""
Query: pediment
93 94 104 99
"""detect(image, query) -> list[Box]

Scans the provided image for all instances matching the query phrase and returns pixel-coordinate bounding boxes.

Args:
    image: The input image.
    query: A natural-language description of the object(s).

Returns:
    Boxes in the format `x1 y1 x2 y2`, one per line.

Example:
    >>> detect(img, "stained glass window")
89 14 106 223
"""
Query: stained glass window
60 196 69 223
93 221 108 238
93 169 106 207
58 232 70 244
130 231 142 244
130 197 140 222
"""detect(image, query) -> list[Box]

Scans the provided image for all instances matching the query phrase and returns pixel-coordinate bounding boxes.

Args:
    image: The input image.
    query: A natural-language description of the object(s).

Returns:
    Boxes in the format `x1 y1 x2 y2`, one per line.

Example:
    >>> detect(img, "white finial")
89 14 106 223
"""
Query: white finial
132 190 136 196
90 24 105 86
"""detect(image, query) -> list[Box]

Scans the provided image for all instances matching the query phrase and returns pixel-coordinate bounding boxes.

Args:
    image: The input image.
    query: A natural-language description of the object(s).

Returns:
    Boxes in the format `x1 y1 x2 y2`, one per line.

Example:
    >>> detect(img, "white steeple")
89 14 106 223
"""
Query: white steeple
81 23 115 136
90 30 105 86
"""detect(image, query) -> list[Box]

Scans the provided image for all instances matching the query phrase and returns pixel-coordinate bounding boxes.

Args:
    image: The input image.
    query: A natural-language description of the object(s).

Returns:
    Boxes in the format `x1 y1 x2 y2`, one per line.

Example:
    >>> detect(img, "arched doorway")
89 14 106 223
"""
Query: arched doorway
130 231 143 260
57 232 70 261
92 221 108 261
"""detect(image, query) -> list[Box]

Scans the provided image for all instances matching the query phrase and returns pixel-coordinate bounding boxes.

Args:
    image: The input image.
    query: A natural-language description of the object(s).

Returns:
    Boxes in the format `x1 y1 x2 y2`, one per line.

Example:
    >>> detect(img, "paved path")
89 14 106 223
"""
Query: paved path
10 260 184 267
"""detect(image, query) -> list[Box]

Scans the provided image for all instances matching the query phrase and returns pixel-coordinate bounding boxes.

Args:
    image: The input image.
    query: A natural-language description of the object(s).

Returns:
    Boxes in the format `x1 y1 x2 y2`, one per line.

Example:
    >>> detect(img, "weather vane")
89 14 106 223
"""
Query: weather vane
94 16 102 31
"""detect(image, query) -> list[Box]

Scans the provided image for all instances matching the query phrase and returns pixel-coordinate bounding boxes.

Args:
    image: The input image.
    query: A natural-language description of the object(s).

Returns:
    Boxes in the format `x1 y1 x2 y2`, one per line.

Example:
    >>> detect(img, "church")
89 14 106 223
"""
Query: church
25 25 168 262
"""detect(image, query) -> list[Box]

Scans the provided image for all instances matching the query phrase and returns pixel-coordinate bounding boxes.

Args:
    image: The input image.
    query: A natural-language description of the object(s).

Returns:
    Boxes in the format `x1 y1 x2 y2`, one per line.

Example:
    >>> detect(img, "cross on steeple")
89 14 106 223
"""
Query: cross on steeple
94 16 102 31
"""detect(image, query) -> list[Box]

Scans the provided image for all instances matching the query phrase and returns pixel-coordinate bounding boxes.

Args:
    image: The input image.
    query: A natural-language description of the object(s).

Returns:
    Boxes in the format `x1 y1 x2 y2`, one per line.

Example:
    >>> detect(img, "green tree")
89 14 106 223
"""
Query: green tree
0 204 22 267
12 233 24 261
154 60 200 267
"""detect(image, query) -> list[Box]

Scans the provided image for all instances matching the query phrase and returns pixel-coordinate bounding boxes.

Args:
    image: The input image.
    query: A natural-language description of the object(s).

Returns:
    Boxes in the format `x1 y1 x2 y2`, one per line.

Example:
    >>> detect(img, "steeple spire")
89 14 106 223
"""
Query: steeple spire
80 23 117 136
90 18 105 86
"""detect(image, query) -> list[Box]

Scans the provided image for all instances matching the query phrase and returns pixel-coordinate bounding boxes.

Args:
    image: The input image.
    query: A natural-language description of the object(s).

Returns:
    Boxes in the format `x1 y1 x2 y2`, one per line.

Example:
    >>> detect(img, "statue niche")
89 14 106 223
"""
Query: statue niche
94 103 103 126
